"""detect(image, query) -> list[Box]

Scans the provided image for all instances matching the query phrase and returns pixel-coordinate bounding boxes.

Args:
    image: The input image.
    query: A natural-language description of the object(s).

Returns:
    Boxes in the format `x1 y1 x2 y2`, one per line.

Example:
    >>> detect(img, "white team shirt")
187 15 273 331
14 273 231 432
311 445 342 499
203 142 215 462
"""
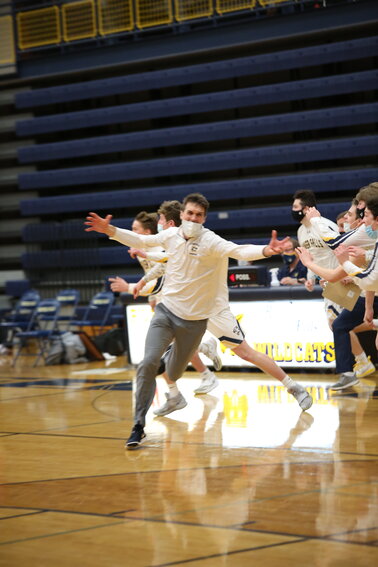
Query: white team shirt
110 225 266 320
342 241 378 292
297 217 340 280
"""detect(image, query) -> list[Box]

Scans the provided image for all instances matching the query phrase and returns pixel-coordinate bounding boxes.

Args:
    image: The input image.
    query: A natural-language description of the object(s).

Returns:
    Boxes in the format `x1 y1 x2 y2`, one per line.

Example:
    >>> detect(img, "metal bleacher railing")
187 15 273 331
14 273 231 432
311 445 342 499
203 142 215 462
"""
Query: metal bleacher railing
14 0 309 51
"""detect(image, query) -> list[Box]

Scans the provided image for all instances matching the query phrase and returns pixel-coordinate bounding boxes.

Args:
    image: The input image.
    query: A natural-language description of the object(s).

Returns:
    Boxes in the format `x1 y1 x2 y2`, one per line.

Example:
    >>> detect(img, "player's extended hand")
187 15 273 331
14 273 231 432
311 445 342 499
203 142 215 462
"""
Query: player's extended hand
84 212 113 234
306 207 321 220
334 244 349 265
108 277 129 293
347 245 367 266
133 279 146 299
364 306 374 326
296 246 313 267
128 248 147 259
304 279 315 292
268 230 290 254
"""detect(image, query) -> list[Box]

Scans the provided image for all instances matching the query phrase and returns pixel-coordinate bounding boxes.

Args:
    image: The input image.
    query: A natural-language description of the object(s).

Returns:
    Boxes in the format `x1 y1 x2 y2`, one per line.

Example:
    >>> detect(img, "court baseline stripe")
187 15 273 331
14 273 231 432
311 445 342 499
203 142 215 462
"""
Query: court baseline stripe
2 430 378 458
0 459 376 486
0 519 125 547
0 505 375 548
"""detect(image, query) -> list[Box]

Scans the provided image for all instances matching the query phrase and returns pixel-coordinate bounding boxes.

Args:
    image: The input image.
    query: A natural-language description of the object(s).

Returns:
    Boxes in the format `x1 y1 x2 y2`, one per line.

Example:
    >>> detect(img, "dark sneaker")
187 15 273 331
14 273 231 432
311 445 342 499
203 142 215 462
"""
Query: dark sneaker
125 423 146 449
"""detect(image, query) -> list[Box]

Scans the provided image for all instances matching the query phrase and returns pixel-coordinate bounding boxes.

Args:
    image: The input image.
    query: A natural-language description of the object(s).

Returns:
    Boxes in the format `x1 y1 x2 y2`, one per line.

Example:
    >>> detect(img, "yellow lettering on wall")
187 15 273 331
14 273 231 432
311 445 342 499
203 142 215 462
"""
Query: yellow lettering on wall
284 343 293 362
295 343 303 362
304 343 315 362
273 343 284 361
324 342 335 362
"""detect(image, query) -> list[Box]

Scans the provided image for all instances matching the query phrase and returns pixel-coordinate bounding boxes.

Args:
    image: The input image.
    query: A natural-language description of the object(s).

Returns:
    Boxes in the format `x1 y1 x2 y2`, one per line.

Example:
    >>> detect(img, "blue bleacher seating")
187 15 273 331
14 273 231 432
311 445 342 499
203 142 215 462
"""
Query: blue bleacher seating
19 168 378 217
18 135 378 189
14 36 378 109
17 103 378 164
15 70 378 137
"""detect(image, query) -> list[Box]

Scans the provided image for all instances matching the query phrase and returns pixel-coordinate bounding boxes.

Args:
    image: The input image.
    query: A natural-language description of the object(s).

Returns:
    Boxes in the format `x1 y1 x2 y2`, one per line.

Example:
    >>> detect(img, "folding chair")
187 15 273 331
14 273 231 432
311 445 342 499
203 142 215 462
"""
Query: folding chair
12 299 62 366
55 289 80 331
70 291 114 336
0 290 40 348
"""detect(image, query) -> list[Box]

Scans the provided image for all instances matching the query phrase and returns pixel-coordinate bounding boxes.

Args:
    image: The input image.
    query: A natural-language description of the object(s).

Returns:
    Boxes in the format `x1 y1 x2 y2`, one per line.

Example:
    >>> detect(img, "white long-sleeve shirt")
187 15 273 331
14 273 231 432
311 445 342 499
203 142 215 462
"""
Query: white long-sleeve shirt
297 218 340 280
309 219 375 260
342 241 378 292
110 225 266 320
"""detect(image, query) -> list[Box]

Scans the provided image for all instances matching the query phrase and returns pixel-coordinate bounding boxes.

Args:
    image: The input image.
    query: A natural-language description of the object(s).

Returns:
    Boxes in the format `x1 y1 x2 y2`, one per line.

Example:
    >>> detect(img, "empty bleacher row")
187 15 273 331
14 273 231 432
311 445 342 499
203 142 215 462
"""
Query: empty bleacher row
15 69 378 138
18 135 378 190
14 36 378 109
20 168 378 217
17 103 378 164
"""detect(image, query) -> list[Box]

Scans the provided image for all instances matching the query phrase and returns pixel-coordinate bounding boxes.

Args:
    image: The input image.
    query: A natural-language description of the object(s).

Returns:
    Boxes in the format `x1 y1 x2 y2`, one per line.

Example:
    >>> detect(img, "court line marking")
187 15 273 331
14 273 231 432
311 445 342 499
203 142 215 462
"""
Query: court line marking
1 429 378 458
146 539 308 566
0 510 46 521
0 504 376 548
0 519 126 547
0 459 376 487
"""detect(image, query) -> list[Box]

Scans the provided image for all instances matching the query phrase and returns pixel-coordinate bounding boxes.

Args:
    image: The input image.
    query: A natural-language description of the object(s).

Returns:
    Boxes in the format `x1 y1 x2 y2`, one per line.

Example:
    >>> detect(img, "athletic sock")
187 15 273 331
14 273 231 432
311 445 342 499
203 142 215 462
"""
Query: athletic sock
201 368 212 379
168 383 179 398
355 352 368 364
282 375 297 390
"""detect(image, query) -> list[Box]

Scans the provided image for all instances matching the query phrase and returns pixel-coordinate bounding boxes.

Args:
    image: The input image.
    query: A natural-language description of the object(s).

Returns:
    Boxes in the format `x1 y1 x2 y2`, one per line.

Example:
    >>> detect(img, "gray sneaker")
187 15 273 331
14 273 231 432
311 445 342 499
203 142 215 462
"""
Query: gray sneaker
329 373 359 391
199 338 222 371
153 392 187 416
288 385 313 411
194 372 219 395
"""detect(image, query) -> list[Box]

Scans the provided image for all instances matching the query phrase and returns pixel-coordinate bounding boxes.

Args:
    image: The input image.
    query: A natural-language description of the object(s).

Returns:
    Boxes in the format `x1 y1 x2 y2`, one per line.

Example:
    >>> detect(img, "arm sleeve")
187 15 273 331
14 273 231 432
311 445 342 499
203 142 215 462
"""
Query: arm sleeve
342 243 378 291
310 218 369 250
110 227 163 248
142 263 166 283
145 250 168 262
210 235 267 261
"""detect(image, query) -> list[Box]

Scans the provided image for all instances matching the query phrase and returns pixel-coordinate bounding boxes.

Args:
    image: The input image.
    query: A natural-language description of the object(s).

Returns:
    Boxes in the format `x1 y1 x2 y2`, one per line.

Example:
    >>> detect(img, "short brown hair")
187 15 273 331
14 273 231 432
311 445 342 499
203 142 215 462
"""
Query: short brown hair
157 200 182 227
134 211 158 234
355 182 378 203
182 192 209 214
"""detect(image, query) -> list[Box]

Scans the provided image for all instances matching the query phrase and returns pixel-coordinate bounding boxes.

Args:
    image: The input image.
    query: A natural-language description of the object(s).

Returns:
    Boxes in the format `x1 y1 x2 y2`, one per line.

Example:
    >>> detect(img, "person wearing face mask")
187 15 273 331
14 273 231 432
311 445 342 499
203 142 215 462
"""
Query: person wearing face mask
110 201 223 402
291 189 375 383
304 183 378 257
297 195 378 390
85 193 313 448
336 210 348 234
276 237 307 286
108 211 165 310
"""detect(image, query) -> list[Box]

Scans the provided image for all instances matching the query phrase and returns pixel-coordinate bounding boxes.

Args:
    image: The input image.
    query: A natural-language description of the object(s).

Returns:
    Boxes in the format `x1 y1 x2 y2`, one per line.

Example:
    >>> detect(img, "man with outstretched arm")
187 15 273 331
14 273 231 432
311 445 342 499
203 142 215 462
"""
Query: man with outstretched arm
85 193 310 449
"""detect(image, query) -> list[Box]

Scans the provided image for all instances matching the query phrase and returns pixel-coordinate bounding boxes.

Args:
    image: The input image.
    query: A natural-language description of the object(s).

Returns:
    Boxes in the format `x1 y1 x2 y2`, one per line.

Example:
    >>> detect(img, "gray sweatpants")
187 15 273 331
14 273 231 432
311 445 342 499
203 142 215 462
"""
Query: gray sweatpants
134 302 208 426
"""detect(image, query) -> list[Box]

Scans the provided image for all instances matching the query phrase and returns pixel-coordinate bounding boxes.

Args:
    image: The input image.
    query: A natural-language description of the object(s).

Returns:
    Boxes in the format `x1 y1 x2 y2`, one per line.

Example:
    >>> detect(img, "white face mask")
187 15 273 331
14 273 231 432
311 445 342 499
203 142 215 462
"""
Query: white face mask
157 223 164 233
181 219 203 239
343 222 351 232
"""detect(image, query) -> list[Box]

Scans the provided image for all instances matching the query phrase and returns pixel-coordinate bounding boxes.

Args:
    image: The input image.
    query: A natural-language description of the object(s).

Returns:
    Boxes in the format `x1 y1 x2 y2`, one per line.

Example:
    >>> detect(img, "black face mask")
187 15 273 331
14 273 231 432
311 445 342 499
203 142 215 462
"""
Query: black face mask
291 209 305 222
356 207 365 219
282 253 296 265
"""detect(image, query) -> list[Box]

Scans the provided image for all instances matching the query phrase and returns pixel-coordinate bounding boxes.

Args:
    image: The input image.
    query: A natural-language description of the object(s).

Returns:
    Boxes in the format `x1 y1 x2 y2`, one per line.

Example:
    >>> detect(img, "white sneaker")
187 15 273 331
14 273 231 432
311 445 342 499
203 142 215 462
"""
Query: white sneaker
329 373 359 391
194 372 219 395
353 357 376 378
153 392 187 416
288 385 313 411
199 338 222 371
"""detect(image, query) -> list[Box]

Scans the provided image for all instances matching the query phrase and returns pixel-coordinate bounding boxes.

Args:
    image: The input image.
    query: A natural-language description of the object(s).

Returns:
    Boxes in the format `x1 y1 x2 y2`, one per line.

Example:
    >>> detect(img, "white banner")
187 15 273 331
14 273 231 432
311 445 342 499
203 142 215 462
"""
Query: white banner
126 299 335 368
